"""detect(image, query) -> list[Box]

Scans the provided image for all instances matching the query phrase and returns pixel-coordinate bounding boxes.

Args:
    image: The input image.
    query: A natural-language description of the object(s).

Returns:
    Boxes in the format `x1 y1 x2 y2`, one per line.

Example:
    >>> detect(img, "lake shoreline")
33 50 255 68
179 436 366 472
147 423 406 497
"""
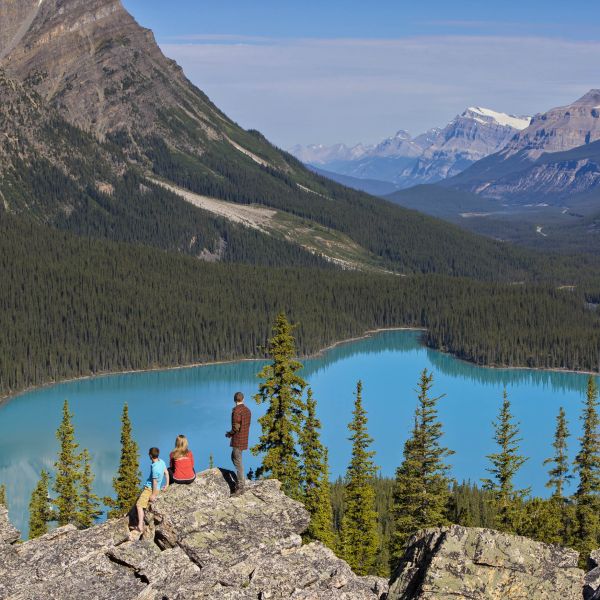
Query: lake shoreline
1 325 597 406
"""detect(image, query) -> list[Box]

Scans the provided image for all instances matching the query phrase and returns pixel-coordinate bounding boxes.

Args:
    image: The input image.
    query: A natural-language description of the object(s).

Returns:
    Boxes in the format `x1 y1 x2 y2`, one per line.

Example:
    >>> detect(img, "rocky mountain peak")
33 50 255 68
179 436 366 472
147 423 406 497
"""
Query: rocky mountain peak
499 88 600 159
462 106 531 130
0 0 230 157
393 129 412 140
572 88 600 106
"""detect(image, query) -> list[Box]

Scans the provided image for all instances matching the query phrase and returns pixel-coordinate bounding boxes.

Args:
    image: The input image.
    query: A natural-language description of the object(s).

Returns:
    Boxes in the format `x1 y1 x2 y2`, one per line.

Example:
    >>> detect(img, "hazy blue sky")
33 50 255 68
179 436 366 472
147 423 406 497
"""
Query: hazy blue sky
122 1 600 147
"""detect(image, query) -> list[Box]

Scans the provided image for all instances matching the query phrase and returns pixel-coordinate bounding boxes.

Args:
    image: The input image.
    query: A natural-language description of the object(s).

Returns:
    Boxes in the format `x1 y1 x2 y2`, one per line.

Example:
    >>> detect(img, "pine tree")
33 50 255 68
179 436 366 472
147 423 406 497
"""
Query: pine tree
573 376 600 563
0 484 6 507
105 404 141 518
209 454 214 469
544 407 572 500
29 470 51 539
538 406 572 545
54 400 81 526
252 313 307 500
339 381 379 576
391 369 454 566
77 449 102 528
481 390 530 533
300 388 335 549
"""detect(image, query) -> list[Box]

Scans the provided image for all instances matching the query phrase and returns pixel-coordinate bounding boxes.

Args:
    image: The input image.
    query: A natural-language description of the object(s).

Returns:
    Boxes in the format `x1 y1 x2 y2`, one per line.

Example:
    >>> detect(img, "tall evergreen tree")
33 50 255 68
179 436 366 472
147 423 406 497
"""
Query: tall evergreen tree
526 406 573 546
544 407 572 500
77 449 102 528
391 369 454 566
29 470 51 539
339 381 379 576
573 376 600 563
0 484 6 507
53 400 81 526
300 388 335 549
482 390 530 533
252 313 307 500
105 403 141 518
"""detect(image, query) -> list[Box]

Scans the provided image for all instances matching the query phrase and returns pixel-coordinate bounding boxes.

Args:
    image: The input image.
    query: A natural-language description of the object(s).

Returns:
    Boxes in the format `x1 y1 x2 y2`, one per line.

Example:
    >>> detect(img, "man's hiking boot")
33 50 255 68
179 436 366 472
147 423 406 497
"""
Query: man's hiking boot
230 487 245 497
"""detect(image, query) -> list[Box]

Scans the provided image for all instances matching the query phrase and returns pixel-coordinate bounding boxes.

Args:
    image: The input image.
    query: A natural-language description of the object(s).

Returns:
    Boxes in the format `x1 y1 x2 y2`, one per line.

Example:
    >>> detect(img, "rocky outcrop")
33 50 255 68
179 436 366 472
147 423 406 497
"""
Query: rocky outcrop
0 505 19 545
585 549 600 600
0 469 386 599
388 525 584 600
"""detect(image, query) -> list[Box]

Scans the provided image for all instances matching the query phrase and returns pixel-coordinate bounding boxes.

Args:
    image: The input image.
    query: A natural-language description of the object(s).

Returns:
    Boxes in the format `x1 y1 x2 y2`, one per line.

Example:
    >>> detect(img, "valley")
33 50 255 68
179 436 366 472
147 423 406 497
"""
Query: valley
0 2 600 589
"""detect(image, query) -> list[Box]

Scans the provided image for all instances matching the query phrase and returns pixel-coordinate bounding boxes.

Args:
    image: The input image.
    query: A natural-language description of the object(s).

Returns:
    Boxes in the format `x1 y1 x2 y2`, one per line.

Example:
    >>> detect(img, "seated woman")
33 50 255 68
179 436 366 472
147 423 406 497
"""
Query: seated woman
168 434 196 484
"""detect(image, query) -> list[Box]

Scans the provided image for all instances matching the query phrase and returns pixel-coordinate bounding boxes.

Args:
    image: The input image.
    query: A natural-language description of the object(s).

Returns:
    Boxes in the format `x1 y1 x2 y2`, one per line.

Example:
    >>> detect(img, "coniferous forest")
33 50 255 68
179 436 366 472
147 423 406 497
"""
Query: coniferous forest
1 212 599 397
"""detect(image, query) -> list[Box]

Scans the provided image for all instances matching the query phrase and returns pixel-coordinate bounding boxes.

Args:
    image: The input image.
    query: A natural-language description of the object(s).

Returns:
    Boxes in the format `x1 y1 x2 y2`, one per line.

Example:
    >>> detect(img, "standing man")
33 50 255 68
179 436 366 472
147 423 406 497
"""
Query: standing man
225 391 252 496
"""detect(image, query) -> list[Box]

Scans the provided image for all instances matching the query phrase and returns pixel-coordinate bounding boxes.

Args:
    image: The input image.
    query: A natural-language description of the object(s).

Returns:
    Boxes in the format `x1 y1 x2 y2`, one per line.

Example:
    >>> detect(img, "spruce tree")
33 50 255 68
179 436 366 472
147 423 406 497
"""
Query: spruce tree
300 388 335 549
54 400 81 526
544 407 572 500
0 484 6 507
252 313 307 500
339 381 379 575
391 369 454 566
105 403 141 518
481 390 530 533
29 470 51 539
573 376 600 563
77 449 102 528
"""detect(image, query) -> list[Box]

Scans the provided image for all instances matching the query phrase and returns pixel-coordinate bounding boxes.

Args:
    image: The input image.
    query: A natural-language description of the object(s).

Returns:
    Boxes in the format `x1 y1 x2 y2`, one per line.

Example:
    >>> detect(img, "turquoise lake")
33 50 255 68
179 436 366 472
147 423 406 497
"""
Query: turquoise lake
0 330 598 536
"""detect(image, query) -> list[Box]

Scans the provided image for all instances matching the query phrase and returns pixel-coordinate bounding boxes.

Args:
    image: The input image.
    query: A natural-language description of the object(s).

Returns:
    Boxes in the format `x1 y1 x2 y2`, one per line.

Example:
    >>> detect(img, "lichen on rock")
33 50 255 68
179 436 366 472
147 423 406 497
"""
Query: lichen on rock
387 525 584 600
0 469 387 599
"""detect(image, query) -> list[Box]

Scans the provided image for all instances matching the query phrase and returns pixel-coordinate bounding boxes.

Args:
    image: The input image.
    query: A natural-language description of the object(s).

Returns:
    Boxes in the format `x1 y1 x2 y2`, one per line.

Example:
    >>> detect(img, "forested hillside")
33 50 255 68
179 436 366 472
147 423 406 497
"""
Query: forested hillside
1 1 600 402
1 213 598 397
1 5 597 282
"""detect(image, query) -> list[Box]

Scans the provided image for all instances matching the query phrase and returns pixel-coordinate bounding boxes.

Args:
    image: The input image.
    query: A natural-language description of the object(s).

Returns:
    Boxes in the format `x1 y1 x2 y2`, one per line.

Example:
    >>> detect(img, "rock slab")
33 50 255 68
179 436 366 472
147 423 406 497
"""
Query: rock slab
0 469 386 599
388 525 583 600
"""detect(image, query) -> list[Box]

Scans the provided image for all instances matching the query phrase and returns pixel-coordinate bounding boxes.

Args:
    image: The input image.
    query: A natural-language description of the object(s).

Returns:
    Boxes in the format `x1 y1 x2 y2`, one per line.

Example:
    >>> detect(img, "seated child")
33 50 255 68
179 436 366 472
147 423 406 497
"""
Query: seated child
136 447 169 534
169 434 196 484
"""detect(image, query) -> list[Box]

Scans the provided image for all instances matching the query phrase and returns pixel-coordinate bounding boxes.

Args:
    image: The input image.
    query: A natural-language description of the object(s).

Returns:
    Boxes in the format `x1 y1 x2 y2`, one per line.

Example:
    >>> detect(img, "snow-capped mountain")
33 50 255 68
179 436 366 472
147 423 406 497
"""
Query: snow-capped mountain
446 90 600 200
288 142 372 165
289 107 531 191
397 107 531 186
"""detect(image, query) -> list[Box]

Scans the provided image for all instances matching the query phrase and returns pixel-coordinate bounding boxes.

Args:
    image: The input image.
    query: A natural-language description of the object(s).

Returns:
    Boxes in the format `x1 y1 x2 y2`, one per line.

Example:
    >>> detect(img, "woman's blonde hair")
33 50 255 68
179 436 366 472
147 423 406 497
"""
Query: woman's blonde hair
171 434 189 459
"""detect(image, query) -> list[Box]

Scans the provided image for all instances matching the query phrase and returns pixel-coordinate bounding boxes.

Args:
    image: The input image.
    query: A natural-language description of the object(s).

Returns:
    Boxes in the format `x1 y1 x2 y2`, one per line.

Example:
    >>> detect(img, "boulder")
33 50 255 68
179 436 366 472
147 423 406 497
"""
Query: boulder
388 525 583 600
0 469 386 599
585 550 600 600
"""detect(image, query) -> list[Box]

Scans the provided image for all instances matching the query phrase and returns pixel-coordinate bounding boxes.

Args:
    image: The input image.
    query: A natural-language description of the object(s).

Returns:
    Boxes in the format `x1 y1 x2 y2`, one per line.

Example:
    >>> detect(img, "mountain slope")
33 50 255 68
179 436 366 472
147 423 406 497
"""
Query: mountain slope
0 0 574 281
0 70 331 268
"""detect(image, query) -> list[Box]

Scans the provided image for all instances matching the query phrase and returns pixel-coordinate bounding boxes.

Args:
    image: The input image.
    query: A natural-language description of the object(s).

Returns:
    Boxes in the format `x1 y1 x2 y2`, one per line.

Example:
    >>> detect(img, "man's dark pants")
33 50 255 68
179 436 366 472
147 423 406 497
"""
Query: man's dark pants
231 447 244 491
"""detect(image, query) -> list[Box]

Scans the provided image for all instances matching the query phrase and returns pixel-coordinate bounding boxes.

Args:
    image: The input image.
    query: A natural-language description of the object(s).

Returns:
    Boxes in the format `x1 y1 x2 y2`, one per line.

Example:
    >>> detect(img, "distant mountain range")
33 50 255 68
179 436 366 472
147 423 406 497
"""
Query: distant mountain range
389 90 600 252
441 90 600 201
289 107 531 194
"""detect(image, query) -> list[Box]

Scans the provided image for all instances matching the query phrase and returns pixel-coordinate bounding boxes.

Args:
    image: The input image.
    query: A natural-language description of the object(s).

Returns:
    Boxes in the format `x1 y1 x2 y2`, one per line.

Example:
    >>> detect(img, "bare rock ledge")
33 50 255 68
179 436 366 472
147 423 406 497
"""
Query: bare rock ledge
0 469 387 599
388 525 584 600
1 470 598 599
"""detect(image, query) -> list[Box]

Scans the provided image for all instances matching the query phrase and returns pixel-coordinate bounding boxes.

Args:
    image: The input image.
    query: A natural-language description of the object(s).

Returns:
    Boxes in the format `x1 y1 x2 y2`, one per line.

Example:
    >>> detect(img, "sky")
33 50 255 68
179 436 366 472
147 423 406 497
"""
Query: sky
122 0 600 147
